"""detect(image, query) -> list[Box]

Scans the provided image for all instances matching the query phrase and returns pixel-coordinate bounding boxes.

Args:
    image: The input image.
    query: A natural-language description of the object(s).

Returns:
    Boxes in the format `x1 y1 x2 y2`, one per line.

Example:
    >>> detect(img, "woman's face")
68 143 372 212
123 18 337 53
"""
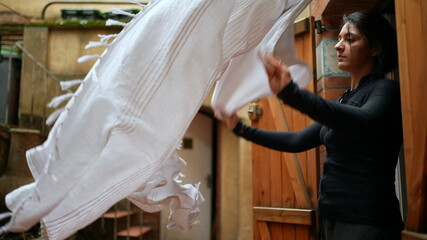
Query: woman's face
335 22 376 74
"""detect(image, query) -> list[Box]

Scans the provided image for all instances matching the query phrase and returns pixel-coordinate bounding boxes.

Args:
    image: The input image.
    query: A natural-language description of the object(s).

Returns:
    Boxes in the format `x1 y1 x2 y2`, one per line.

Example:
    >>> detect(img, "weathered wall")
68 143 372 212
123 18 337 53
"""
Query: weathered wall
19 25 121 132
0 0 149 20
217 106 253 240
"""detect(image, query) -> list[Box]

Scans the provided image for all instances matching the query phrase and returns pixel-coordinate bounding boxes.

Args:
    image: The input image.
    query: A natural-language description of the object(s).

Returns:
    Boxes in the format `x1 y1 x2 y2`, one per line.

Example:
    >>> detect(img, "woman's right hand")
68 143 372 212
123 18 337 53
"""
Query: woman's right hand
264 55 292 95
223 113 240 131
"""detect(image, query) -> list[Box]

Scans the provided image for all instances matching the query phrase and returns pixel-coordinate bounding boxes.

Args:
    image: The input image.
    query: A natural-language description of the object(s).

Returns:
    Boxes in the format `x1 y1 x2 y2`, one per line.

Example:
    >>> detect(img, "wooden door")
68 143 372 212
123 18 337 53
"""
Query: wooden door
252 17 319 240
395 0 427 239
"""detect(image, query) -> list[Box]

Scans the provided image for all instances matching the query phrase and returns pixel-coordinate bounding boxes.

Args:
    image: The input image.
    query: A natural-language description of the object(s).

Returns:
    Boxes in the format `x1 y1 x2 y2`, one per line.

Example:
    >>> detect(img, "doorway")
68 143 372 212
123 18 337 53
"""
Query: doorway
160 112 214 239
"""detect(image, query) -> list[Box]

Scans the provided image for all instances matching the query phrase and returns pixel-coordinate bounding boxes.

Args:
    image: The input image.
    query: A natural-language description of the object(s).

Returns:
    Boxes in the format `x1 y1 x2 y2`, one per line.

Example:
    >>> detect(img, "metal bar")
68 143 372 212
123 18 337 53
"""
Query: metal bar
114 203 118 240
126 200 130 240
18 42 60 84
42 70 47 134
41 1 146 19
100 216 106 234
30 64 35 127
5 49 13 123
139 210 143 240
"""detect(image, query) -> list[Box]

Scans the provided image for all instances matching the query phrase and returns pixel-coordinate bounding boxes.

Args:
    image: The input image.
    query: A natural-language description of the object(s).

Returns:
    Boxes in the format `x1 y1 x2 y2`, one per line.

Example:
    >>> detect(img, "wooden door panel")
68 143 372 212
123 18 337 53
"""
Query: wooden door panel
252 17 318 240
268 98 312 209
258 221 271 240
395 0 427 238
270 149 284 207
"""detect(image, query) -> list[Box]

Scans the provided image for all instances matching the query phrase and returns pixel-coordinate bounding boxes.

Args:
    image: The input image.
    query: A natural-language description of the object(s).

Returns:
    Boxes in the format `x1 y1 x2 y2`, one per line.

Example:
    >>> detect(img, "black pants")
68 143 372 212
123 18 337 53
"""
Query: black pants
318 218 402 240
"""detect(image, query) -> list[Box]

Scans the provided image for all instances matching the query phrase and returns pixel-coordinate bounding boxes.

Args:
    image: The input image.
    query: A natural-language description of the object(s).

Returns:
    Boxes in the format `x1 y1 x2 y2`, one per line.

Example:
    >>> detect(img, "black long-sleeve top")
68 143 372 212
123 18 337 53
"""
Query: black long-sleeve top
233 74 403 228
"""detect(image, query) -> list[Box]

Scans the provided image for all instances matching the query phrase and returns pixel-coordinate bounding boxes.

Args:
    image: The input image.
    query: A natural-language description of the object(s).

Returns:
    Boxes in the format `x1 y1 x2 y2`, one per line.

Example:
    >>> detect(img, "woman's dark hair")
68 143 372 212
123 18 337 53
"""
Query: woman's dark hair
342 11 398 74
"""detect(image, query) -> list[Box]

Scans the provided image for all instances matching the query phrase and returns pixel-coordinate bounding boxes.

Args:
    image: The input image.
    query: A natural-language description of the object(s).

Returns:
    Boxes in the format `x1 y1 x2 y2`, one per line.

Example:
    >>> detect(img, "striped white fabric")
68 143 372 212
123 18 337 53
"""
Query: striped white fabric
211 0 312 117
1 0 310 239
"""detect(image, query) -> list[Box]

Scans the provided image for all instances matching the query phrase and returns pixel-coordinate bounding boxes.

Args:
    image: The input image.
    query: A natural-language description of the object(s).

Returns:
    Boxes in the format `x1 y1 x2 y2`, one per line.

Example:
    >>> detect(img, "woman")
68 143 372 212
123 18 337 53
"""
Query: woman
223 11 403 240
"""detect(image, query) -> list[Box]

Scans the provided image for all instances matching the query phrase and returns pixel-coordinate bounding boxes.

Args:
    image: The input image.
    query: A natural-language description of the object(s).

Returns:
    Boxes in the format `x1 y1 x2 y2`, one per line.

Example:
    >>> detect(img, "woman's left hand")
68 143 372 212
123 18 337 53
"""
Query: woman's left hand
264 55 292 95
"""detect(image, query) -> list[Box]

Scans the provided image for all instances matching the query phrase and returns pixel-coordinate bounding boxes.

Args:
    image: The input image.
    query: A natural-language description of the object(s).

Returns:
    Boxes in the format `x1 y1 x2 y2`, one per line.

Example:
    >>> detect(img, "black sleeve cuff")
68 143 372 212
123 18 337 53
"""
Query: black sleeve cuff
277 80 298 101
232 120 246 136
